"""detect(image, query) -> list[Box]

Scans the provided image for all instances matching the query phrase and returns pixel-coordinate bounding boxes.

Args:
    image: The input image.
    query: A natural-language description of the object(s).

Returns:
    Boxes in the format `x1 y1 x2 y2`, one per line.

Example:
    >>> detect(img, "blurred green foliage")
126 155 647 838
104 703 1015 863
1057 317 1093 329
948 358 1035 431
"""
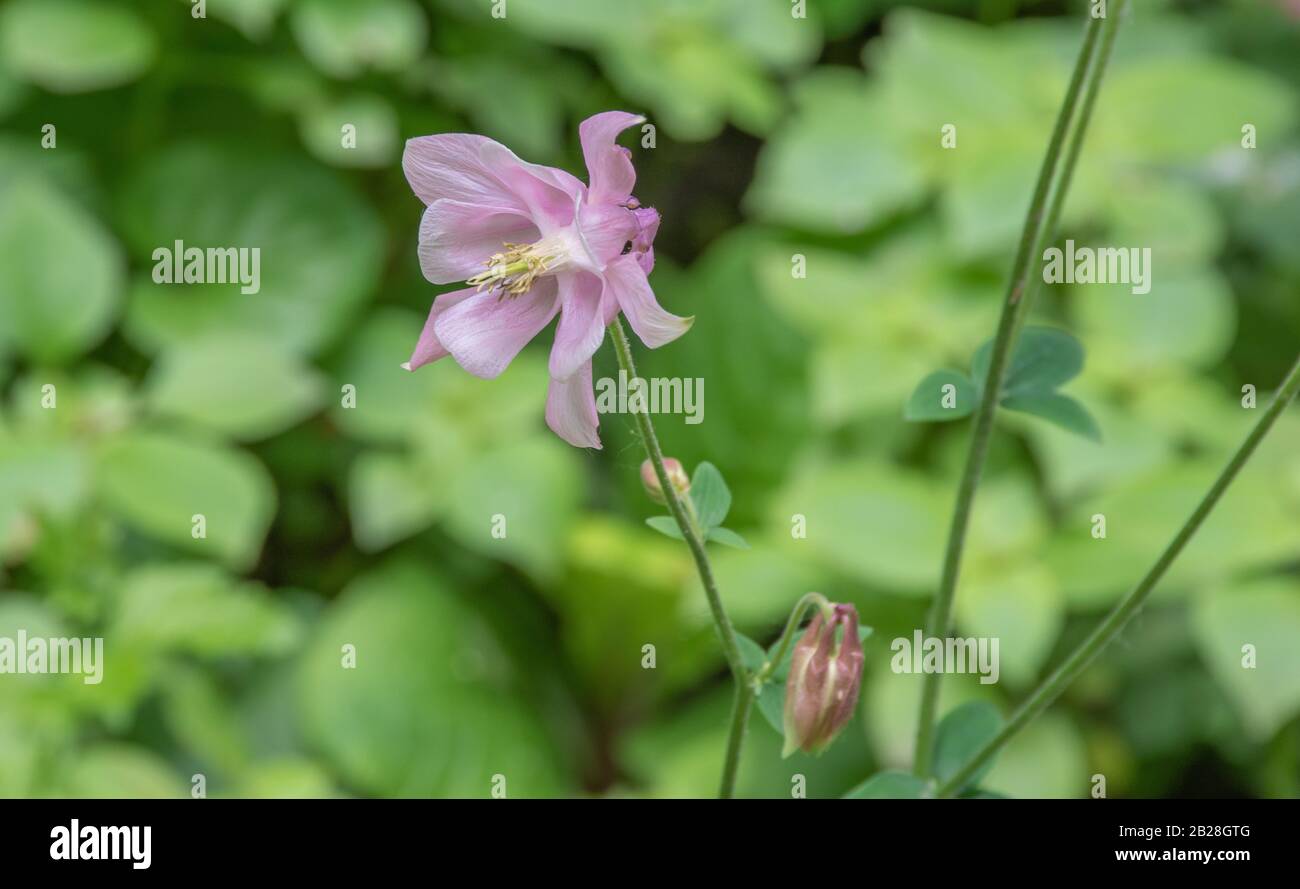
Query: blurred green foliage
0 0 1298 798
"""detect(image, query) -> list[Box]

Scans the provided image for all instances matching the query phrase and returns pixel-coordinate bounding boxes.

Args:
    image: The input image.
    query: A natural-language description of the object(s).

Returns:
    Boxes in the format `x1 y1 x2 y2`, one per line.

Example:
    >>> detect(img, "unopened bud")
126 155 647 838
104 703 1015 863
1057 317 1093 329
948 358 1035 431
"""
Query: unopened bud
782 603 864 757
640 458 690 505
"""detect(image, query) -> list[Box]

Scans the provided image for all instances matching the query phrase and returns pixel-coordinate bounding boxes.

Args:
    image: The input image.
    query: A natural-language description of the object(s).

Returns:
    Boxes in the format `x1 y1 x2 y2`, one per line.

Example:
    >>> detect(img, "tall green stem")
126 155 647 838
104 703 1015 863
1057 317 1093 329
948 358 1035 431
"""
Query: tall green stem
912 7 1124 776
607 317 749 797
936 354 1300 797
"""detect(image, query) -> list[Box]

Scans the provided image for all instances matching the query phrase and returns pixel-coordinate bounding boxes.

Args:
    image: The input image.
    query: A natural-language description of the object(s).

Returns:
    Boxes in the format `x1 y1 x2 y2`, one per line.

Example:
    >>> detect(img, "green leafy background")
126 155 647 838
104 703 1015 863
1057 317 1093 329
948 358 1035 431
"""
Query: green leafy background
0 0 1297 798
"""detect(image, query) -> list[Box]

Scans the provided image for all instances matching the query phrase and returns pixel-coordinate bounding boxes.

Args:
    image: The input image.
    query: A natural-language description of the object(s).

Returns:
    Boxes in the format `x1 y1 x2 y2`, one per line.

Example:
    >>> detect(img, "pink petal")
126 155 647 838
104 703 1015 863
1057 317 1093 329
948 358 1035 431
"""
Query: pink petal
479 141 585 233
545 359 601 449
417 200 539 285
579 111 644 201
603 255 693 348
404 287 477 371
549 270 606 381
433 276 559 379
631 207 660 275
403 134 530 212
574 201 636 268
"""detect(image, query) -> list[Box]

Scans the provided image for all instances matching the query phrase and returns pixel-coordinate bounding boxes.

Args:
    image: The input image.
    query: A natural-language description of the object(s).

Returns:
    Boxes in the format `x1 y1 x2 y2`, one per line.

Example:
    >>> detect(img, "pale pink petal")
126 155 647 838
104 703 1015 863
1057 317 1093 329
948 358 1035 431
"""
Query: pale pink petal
631 207 660 274
403 135 530 212
574 201 636 268
545 359 601 449
404 288 477 371
603 255 693 348
417 200 539 285
479 141 585 232
579 111 643 201
434 276 559 379
549 270 606 381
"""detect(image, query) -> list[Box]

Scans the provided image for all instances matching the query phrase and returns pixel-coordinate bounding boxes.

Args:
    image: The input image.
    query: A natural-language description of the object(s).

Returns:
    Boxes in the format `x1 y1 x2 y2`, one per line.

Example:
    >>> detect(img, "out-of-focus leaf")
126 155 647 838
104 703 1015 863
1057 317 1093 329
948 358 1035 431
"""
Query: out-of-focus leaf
208 0 289 42
96 430 276 570
291 0 426 78
56 745 185 798
775 463 948 594
904 369 977 422
932 700 1003 793
298 93 398 168
0 179 122 363
443 438 582 582
982 713 1086 799
298 559 570 797
1192 578 1300 741
119 144 383 357
844 770 929 799
1074 272 1236 377
0 0 155 93
112 562 299 657
747 68 925 231
146 333 326 441
957 566 1063 687
348 451 441 552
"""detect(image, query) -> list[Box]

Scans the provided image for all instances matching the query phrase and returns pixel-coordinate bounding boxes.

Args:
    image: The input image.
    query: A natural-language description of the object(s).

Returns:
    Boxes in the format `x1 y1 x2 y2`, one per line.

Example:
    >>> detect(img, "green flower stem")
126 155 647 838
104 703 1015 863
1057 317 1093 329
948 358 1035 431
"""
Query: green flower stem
755 592 832 687
607 317 750 797
912 8 1123 777
935 354 1300 798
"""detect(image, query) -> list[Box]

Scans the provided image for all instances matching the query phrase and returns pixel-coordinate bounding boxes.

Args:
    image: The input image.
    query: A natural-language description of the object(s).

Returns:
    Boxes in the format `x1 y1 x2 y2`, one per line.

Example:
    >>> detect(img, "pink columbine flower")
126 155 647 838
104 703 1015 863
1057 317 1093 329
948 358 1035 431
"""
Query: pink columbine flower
401 111 692 448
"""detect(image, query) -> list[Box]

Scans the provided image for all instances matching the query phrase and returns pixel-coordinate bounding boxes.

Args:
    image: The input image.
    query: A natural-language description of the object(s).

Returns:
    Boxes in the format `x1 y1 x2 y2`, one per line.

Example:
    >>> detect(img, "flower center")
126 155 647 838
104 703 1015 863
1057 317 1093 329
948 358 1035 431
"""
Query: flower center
466 242 556 298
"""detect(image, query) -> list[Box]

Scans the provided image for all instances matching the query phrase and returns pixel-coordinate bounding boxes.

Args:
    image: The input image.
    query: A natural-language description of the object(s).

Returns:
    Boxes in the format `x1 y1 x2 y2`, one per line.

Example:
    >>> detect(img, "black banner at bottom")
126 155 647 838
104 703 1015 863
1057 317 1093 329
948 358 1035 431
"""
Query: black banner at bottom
0 799 1284 874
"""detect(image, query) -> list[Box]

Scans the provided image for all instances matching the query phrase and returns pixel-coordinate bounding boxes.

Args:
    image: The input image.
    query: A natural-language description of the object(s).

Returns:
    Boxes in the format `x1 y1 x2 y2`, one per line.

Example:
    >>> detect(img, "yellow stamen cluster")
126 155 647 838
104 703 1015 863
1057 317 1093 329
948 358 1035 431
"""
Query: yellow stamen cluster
466 242 552 298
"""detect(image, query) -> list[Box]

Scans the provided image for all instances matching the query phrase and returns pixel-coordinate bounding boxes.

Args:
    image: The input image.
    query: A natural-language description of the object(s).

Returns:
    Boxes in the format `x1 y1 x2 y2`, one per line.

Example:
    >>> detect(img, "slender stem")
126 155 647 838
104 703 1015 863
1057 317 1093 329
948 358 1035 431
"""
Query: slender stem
1012 0 1129 339
912 9 1118 777
936 354 1300 798
607 317 749 797
755 592 832 686
721 684 754 799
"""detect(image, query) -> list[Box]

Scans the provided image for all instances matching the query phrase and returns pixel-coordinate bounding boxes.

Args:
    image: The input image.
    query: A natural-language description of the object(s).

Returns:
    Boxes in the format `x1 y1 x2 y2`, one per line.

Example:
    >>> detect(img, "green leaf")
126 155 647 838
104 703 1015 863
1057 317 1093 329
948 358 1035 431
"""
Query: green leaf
973 326 1084 399
0 0 155 93
119 143 383 357
933 700 1003 794
734 633 768 677
844 770 930 799
689 461 731 528
1002 391 1101 442
747 69 925 231
644 515 684 541
96 430 276 570
209 0 289 41
775 464 948 594
56 745 185 798
298 560 570 797
298 93 398 169
112 562 299 657
291 0 426 78
0 179 122 363
706 526 750 549
442 438 582 582
904 369 977 422
146 333 326 441
756 680 786 734
1191 578 1300 740
348 452 441 552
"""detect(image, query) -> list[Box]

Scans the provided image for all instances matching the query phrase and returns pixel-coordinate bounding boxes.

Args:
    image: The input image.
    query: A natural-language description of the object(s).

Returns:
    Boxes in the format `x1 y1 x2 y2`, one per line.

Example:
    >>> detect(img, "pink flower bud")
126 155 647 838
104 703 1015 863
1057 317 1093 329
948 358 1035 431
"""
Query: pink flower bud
782 603 865 757
640 458 690 505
